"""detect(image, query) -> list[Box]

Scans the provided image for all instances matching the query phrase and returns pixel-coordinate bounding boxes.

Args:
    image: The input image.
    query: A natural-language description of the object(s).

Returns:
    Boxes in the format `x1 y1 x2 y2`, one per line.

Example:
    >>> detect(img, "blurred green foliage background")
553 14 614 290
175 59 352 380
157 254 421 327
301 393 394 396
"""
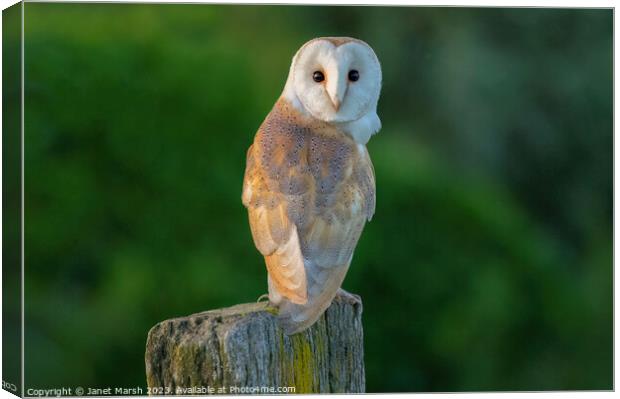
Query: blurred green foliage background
15 3 611 392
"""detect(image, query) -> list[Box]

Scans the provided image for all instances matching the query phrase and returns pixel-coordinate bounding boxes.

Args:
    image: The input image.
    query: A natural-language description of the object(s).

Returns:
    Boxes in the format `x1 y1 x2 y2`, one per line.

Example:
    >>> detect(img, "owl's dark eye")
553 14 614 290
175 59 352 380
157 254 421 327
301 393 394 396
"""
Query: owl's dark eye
348 70 360 82
312 71 325 83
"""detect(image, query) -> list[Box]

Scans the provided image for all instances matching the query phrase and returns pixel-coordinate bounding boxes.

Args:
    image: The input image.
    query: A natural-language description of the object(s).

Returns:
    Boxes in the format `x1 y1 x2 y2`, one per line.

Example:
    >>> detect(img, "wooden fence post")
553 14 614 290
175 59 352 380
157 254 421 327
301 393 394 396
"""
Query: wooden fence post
144 292 365 394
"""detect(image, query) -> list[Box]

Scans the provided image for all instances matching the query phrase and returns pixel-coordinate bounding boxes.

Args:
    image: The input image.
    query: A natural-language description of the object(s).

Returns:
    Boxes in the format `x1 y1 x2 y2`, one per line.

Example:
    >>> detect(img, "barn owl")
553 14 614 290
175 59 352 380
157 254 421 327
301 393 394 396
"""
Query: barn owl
242 37 382 334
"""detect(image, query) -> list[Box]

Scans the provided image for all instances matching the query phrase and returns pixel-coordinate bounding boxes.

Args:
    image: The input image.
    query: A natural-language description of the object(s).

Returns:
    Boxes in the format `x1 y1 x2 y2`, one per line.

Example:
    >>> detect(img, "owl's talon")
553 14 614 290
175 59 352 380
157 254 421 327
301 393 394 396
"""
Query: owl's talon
337 288 361 303
256 293 270 303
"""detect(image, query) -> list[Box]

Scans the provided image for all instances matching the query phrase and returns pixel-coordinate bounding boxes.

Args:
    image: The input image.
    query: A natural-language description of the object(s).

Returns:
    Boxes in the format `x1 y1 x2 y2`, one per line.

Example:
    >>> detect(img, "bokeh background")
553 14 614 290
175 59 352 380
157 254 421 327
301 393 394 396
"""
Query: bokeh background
14 3 612 392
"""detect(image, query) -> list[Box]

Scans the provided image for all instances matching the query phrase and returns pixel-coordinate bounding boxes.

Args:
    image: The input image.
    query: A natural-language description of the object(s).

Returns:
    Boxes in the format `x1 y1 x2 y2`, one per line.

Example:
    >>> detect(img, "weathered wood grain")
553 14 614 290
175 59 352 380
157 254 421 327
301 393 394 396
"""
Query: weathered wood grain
145 292 365 394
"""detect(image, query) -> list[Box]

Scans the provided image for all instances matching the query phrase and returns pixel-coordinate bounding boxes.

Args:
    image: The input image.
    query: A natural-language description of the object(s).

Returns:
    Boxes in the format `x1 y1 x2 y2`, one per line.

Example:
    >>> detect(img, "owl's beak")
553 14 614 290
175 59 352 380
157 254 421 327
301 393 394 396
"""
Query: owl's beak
330 97 341 111
327 72 347 112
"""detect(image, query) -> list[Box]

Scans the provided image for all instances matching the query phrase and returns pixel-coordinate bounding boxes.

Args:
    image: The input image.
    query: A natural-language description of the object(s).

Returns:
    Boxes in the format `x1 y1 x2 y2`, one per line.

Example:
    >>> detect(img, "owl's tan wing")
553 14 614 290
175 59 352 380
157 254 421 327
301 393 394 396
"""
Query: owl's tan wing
279 130 374 334
243 143 309 305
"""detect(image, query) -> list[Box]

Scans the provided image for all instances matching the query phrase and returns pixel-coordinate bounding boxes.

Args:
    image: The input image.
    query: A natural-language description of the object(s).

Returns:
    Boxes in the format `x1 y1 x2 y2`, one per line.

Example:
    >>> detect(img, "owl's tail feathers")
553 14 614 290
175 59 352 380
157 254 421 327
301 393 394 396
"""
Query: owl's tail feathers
277 294 337 335
276 263 350 335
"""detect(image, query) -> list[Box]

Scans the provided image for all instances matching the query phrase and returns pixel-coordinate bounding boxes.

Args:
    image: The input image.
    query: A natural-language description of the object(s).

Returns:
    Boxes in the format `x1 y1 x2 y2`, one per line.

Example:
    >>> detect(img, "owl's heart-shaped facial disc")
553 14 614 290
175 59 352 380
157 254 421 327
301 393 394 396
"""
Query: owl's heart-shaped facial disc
283 37 382 126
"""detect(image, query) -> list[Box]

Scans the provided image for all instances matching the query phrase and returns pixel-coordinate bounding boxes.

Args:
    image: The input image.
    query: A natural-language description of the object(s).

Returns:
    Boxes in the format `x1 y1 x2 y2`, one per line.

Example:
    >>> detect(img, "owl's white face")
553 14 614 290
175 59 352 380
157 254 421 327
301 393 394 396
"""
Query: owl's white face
283 38 382 124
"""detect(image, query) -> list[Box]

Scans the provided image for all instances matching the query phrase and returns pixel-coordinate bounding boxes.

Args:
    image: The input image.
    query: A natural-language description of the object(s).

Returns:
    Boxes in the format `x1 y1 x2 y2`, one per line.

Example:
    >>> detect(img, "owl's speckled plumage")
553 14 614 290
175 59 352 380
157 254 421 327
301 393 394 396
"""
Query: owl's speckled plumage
242 37 381 334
